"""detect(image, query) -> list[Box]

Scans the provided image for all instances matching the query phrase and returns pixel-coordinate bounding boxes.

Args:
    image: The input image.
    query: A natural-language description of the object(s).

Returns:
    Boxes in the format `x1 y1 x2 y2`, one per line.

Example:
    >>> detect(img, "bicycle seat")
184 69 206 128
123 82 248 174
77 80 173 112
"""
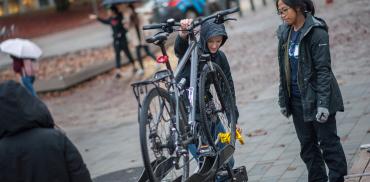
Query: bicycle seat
146 32 169 44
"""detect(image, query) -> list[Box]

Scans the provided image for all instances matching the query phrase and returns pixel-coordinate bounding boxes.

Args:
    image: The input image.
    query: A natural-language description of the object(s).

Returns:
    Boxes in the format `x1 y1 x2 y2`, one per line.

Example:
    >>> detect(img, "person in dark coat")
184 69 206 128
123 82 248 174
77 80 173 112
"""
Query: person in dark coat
90 5 137 78
0 80 92 182
276 0 347 181
174 18 240 170
128 3 158 74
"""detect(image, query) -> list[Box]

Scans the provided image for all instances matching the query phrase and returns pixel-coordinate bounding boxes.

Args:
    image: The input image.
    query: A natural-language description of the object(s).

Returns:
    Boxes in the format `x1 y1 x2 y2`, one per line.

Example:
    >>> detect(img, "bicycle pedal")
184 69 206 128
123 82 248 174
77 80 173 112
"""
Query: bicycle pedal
197 146 216 157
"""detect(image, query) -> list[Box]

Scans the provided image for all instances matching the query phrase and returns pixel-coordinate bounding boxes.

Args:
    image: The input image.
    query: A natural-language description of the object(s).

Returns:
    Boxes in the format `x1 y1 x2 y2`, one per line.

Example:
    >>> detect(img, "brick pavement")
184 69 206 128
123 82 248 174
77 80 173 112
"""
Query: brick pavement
233 81 370 182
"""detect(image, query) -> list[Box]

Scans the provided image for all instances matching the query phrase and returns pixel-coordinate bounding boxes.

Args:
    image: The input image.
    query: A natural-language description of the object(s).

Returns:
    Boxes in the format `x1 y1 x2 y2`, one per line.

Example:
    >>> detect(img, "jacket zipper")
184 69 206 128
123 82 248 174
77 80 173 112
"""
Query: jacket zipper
297 26 313 97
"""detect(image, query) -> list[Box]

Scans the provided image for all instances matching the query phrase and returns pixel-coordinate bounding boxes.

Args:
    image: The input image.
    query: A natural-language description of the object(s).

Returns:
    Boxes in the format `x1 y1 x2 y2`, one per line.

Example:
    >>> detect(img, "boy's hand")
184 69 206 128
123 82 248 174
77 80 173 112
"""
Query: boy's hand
236 124 242 134
179 19 193 39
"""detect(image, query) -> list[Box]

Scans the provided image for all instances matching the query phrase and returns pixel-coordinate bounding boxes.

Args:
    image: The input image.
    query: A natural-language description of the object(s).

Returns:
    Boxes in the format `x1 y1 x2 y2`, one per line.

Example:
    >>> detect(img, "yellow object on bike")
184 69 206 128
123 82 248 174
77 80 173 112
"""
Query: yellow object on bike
218 130 245 145
236 130 245 144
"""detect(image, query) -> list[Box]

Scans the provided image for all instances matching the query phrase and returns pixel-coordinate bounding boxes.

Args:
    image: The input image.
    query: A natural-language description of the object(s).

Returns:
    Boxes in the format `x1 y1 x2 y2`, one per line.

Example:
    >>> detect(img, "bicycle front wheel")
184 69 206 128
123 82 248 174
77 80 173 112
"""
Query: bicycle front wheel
139 87 189 181
198 62 237 151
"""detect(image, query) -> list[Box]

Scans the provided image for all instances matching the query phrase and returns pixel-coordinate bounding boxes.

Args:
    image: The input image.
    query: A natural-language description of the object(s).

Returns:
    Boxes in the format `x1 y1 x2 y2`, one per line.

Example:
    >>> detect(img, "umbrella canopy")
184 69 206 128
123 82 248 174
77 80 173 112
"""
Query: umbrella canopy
0 38 42 59
102 0 139 6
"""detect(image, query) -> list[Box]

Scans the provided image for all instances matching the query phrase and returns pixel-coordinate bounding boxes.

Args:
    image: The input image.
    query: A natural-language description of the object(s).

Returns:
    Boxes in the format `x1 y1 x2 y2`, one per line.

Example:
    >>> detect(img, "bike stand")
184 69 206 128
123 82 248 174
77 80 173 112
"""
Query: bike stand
137 156 174 182
217 166 248 182
137 146 248 182
186 145 235 182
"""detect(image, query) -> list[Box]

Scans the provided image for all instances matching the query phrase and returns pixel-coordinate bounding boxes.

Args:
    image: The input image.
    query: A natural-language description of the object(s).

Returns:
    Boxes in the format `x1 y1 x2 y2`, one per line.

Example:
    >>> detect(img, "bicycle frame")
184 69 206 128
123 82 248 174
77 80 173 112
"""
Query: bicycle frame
173 37 198 129
136 7 240 181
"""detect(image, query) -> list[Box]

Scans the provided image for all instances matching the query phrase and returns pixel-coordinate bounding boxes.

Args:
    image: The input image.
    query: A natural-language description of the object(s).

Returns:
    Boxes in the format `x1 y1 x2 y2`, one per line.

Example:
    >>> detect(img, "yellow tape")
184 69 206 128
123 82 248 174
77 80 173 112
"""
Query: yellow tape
217 130 245 145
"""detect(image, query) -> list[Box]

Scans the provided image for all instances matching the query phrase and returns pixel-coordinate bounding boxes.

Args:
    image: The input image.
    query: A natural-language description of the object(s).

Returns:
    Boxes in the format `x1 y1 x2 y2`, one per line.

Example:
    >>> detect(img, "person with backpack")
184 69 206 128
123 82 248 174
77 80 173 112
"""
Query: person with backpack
90 5 138 78
11 55 38 96
0 80 92 182
276 0 347 181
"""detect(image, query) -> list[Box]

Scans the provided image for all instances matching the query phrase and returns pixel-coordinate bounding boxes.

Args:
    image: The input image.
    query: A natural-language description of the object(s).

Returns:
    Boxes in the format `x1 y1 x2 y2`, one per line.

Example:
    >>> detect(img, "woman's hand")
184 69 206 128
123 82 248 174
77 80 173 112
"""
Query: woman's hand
179 19 193 39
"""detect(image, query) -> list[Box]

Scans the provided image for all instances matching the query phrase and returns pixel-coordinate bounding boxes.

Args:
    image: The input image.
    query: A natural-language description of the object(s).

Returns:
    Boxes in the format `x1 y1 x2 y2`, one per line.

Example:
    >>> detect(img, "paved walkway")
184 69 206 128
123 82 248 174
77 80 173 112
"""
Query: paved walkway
234 80 370 181
85 80 370 182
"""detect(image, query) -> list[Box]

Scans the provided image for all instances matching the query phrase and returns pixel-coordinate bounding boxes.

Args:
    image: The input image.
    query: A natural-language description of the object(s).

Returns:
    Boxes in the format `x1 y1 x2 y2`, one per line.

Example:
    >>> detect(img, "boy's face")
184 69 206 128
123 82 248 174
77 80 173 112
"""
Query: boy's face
207 36 223 54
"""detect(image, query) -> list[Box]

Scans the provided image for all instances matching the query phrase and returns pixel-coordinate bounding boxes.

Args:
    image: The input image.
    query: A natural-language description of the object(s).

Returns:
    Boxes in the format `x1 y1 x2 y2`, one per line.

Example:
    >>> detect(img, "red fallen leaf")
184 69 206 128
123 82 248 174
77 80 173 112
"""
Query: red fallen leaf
247 129 268 137
287 166 297 171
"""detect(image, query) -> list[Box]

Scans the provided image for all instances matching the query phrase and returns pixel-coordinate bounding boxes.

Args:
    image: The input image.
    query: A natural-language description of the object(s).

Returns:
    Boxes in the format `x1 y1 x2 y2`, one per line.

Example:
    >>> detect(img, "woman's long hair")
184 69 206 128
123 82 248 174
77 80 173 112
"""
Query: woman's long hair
275 0 315 16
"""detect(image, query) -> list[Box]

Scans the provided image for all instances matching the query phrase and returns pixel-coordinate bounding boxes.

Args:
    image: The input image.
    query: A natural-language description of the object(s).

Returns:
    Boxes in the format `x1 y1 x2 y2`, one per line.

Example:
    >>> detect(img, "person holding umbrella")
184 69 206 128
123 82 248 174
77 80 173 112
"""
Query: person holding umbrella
11 56 38 96
90 4 139 78
0 38 41 96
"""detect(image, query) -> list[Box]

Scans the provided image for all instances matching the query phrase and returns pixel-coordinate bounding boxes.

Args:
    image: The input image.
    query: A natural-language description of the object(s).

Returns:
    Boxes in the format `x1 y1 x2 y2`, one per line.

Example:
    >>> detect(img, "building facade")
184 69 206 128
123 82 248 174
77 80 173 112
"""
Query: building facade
0 0 94 17
0 0 56 16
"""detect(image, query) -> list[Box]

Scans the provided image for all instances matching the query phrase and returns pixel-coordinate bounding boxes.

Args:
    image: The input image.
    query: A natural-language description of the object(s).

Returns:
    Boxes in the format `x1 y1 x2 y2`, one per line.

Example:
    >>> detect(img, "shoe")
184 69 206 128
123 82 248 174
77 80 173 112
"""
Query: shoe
197 145 215 157
132 67 138 74
216 169 230 182
115 72 121 79
136 68 144 76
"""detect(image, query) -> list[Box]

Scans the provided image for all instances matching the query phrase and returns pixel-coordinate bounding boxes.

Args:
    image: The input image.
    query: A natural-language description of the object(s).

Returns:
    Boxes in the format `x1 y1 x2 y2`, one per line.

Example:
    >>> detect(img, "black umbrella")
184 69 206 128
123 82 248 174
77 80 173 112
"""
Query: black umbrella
101 0 139 6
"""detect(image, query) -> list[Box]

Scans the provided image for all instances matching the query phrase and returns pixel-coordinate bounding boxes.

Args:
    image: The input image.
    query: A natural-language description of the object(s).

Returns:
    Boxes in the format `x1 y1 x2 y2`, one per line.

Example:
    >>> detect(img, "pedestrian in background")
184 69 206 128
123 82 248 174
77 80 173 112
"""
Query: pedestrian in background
90 5 138 78
275 0 347 181
0 80 92 182
128 3 158 73
11 55 38 96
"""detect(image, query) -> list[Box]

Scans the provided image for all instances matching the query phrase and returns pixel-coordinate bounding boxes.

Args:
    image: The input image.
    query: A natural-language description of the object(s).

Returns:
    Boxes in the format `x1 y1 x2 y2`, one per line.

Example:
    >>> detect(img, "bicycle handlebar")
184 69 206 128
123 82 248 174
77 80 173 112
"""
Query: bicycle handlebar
193 7 239 27
142 7 239 32
142 19 181 31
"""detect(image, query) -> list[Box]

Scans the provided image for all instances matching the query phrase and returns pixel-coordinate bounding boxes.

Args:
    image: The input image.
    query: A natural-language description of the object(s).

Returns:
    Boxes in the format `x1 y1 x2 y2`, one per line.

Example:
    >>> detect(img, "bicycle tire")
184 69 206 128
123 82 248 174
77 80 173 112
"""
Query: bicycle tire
198 62 237 152
139 87 190 181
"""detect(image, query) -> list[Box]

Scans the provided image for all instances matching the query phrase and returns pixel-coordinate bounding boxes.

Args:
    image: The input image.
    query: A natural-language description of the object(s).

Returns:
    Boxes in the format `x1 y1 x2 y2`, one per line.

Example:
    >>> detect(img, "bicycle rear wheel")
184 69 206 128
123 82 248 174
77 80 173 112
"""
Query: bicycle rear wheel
198 62 237 154
139 87 189 181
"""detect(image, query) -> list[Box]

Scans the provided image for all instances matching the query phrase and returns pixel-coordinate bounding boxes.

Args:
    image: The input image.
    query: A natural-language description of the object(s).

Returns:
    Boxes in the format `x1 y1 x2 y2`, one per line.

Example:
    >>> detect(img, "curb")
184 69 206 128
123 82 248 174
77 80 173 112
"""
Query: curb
34 36 176 92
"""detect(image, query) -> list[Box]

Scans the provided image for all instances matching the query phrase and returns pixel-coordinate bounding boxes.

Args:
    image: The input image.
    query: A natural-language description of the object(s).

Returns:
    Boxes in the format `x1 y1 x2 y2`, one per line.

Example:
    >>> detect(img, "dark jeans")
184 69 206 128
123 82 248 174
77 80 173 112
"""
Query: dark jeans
113 36 135 69
136 44 156 70
21 76 36 96
290 96 347 182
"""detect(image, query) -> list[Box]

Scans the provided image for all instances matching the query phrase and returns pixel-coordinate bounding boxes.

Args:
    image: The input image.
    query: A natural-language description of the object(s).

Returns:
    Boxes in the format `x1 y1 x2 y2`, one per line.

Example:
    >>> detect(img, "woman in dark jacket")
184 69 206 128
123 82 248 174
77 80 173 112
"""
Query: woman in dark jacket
0 80 92 182
90 5 139 78
276 0 347 181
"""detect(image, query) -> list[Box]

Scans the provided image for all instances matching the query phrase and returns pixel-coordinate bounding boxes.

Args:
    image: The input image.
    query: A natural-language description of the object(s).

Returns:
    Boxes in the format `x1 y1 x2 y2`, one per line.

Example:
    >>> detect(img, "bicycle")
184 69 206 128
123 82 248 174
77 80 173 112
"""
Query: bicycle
131 7 246 182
